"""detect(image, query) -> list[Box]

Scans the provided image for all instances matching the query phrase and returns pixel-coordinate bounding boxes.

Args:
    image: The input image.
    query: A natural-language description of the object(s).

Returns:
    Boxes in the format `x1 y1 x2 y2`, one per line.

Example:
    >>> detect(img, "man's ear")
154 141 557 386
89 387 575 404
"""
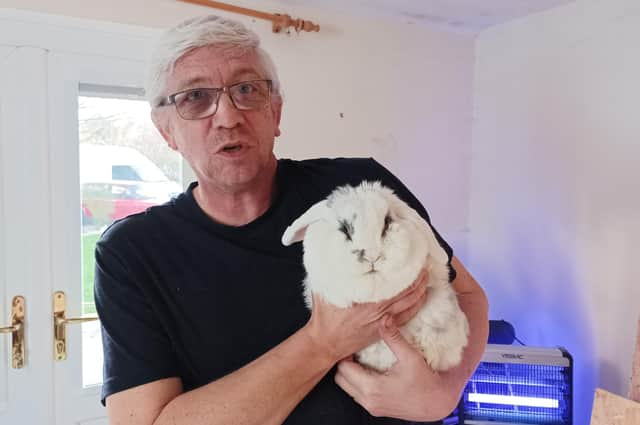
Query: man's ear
272 96 283 137
151 109 178 151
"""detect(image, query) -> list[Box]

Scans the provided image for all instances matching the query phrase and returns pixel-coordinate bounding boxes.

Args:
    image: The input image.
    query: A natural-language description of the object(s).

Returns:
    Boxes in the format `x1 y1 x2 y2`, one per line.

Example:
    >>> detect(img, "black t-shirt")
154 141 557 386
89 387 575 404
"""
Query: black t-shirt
95 157 455 424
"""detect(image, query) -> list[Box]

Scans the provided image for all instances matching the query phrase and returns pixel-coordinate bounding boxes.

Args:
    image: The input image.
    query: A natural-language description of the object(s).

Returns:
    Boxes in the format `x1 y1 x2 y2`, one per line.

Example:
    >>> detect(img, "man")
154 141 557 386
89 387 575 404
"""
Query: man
95 15 488 425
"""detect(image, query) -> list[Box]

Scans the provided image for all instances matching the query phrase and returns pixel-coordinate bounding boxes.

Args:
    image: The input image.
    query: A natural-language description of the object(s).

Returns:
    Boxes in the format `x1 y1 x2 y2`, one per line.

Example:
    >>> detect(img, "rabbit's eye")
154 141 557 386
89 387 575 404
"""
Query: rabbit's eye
382 214 393 237
338 220 353 241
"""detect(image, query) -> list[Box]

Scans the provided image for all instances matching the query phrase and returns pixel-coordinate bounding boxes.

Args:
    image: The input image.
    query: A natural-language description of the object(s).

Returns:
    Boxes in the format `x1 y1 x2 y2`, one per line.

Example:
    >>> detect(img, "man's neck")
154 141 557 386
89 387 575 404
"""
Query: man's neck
193 162 278 227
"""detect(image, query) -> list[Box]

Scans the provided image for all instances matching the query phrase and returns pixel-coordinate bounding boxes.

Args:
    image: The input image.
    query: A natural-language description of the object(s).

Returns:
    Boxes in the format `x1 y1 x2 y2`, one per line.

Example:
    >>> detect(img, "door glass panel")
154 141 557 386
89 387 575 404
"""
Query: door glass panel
78 92 182 387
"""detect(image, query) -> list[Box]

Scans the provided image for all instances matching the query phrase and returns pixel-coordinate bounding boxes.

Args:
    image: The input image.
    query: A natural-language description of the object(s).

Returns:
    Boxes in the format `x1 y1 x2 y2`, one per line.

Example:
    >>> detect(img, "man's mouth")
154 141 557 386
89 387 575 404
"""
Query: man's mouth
218 143 245 153
222 145 242 152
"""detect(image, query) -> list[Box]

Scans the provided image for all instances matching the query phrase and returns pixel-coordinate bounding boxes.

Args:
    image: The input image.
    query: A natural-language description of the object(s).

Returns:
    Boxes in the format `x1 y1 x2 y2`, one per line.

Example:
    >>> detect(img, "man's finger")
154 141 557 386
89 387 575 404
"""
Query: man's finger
337 358 373 382
335 367 364 401
335 359 373 400
336 358 380 392
379 315 418 364
393 287 429 327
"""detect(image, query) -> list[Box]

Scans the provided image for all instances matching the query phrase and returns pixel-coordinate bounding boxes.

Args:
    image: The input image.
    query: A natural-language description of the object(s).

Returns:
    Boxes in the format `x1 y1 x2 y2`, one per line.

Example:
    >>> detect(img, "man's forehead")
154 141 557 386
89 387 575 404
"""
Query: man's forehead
172 68 262 89
169 46 264 89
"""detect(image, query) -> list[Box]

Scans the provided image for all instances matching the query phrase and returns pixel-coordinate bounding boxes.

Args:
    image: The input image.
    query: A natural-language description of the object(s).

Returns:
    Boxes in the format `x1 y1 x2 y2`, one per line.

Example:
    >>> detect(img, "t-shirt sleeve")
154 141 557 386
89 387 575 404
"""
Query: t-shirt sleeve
366 158 457 282
94 228 179 405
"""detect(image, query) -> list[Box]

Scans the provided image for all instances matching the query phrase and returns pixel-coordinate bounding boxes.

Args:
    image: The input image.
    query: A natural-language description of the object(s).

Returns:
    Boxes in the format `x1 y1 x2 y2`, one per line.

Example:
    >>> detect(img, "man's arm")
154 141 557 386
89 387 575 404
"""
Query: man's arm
105 271 431 425
107 328 335 425
334 256 489 421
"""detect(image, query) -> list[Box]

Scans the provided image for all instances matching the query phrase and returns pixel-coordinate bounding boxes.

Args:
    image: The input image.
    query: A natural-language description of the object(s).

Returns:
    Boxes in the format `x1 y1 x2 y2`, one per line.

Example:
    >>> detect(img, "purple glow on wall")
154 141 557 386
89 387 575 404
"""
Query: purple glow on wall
465 214 598 424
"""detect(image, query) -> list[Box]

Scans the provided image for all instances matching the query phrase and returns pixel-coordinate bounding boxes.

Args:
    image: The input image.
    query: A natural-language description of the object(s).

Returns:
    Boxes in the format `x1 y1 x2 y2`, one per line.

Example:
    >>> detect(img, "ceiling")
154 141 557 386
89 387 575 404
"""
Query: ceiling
273 0 577 32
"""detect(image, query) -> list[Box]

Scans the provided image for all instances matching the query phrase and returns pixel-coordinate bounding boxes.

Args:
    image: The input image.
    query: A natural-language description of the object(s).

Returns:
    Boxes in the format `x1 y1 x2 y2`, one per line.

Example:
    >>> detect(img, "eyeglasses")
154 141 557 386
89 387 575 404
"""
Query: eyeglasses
157 79 273 120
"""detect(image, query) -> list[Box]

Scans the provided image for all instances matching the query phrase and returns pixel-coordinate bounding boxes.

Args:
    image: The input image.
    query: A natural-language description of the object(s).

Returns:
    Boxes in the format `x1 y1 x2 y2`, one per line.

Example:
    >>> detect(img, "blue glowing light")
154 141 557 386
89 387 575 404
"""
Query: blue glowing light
462 360 572 424
467 394 559 409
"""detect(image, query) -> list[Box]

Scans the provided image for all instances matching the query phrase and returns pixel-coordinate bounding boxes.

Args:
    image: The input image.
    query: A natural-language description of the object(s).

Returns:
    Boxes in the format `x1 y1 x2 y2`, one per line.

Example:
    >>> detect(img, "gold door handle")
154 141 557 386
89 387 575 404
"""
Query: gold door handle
0 324 19 332
53 291 98 361
1 296 25 368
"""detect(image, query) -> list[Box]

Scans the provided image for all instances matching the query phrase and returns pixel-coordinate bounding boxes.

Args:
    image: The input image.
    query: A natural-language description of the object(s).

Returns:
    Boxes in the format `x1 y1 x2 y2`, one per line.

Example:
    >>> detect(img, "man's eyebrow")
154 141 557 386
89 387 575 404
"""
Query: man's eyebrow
175 77 210 90
230 68 263 81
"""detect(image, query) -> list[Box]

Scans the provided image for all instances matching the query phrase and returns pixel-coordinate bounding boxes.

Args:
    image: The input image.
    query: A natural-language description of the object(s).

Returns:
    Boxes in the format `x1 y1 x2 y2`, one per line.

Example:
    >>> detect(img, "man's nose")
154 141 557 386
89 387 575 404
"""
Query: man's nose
212 91 243 128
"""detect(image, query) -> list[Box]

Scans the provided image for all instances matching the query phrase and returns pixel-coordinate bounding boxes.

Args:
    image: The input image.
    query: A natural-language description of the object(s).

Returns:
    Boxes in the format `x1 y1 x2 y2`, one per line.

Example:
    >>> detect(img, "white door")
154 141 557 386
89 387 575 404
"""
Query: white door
0 10 187 424
0 45 56 424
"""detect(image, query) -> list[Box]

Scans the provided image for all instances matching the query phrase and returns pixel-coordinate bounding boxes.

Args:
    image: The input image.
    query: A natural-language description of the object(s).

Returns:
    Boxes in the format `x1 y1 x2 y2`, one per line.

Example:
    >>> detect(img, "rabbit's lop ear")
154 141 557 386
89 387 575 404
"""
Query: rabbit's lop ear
282 200 331 246
393 197 449 265
424 222 449 265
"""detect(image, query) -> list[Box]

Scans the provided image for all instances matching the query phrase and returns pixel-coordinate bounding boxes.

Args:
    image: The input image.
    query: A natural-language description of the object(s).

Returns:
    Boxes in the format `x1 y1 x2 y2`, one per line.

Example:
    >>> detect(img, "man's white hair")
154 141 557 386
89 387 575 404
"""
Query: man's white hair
146 15 281 107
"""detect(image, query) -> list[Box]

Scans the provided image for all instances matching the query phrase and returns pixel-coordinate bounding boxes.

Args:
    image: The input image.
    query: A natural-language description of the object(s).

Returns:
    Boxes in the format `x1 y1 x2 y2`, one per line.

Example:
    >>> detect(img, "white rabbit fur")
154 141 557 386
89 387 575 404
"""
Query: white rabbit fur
282 181 469 372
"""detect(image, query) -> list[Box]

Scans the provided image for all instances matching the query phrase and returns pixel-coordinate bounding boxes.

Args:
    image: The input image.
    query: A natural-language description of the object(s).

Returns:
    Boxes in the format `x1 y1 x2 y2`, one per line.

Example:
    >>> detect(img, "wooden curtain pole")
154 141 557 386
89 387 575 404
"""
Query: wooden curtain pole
177 0 320 33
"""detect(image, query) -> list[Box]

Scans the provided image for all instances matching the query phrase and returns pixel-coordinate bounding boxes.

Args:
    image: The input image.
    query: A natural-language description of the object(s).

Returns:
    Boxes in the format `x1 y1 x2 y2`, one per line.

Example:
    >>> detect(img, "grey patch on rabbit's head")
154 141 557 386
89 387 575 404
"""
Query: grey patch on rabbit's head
328 183 385 232
282 181 396 249
338 218 355 241
321 181 404 270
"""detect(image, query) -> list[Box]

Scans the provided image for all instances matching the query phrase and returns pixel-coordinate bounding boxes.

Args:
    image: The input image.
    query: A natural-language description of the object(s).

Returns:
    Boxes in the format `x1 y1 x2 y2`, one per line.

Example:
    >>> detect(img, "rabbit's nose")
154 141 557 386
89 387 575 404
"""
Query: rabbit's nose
352 249 366 262
354 250 384 264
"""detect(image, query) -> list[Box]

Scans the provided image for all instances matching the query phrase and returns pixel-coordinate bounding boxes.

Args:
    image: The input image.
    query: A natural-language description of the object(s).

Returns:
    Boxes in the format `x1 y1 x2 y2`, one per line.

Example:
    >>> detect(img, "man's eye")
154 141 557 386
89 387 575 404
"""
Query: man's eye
185 89 206 101
237 83 256 94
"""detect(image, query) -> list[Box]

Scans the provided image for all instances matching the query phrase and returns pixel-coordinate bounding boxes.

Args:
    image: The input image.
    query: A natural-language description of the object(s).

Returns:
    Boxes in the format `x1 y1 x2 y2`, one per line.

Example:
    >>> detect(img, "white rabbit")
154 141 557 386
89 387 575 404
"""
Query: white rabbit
282 181 469 372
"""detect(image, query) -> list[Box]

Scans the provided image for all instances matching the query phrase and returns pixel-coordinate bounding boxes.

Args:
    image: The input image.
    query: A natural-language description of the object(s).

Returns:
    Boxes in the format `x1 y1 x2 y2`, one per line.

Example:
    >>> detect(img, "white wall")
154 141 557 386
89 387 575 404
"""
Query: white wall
470 0 640 422
269 15 475 253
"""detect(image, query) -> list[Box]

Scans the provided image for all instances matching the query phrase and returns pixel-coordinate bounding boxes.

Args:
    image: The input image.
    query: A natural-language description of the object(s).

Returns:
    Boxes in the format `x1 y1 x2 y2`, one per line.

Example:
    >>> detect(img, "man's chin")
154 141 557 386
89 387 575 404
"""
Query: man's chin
208 169 264 192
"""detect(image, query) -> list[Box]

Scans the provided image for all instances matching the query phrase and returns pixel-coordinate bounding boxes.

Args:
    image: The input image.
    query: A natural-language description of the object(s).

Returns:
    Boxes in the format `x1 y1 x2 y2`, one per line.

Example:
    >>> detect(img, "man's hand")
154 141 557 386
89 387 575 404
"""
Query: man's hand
334 256 489 421
334 316 458 421
304 270 430 364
